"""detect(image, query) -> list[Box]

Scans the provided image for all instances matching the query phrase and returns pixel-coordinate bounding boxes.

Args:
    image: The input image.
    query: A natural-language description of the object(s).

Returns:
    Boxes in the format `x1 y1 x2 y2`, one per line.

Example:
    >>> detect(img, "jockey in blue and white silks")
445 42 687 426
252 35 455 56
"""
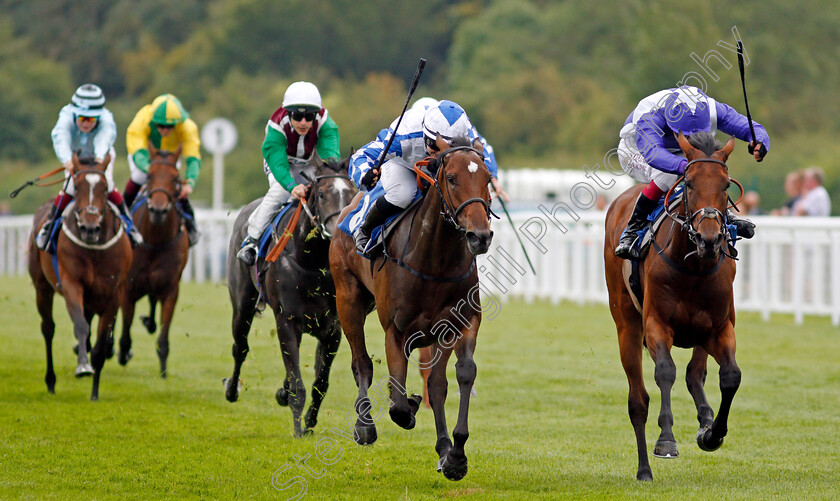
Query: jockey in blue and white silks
349 99 505 256
614 86 770 260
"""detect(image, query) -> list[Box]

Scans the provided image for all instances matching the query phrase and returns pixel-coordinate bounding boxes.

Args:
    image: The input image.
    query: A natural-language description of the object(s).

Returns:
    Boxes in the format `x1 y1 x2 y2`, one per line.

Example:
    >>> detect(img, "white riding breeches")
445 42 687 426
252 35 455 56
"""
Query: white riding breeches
380 158 417 209
246 160 310 240
128 153 182 185
617 137 680 192
64 146 116 196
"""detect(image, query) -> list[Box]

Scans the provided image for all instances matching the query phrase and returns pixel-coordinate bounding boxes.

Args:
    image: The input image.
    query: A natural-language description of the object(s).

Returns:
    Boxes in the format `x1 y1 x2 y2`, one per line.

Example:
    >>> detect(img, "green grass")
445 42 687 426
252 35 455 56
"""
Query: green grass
0 275 838 500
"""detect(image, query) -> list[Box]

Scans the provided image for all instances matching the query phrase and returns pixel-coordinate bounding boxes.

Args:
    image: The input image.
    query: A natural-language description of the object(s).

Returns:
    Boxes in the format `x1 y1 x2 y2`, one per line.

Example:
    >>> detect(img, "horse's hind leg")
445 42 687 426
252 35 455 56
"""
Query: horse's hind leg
34 281 57 393
698 323 741 452
334 277 376 445
225 282 258 402
156 288 180 378
276 321 307 437
686 347 714 432
119 295 137 366
304 327 342 432
141 296 157 334
617 321 652 481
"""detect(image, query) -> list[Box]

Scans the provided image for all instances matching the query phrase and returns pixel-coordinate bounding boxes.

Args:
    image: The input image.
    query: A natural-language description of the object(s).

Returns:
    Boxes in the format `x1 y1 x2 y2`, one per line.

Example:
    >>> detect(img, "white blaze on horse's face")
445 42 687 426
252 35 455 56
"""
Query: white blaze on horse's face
85 173 101 201
468 161 478 173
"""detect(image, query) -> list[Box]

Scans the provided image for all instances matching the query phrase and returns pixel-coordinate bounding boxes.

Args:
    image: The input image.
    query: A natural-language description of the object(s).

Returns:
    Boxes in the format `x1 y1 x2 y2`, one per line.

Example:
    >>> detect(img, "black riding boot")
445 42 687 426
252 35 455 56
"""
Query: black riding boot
178 198 200 246
727 210 755 239
116 200 144 247
354 197 402 256
615 194 659 260
35 203 60 251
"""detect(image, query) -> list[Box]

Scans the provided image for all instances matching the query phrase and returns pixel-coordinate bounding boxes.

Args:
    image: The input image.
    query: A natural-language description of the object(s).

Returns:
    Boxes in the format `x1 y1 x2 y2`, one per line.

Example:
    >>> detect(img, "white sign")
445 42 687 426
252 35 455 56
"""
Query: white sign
201 118 238 155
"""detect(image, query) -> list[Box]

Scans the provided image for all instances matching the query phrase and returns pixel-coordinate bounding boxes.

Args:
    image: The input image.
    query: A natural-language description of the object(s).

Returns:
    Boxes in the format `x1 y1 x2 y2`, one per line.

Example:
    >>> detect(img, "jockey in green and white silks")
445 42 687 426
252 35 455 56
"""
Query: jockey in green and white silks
237 81 340 266
36 84 142 251
614 86 770 260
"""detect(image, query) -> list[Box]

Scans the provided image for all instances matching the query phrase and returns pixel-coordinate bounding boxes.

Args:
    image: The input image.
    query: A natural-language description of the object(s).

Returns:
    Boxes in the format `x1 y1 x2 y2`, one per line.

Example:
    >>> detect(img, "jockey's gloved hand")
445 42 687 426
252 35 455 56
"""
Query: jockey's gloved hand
360 169 379 189
748 141 767 162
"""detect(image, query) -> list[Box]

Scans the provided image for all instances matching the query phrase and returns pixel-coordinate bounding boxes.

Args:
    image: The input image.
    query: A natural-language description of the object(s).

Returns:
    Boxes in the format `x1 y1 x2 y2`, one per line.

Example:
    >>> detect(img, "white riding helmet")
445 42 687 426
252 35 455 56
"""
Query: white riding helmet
411 97 439 111
282 81 322 112
422 100 472 143
70 84 106 117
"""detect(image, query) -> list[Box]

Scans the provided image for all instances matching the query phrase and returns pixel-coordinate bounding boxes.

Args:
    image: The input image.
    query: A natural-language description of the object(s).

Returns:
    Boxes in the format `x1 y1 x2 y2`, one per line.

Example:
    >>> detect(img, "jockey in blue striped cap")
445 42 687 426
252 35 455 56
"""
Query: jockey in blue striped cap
349 99 503 255
614 86 770 260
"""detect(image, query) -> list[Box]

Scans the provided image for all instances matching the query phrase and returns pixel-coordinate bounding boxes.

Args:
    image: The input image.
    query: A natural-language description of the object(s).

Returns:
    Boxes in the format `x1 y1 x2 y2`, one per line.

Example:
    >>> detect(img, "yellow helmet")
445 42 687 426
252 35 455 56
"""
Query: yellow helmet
150 94 189 126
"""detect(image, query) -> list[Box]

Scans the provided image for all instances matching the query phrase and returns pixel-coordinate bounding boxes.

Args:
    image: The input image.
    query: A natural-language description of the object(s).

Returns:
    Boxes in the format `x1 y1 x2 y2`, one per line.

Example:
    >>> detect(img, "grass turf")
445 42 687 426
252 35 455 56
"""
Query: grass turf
0 275 838 500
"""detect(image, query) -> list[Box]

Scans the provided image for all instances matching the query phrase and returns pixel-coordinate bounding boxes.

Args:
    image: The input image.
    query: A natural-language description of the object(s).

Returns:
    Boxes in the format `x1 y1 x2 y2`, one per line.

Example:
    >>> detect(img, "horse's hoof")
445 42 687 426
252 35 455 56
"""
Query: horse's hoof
354 424 377 445
223 378 241 402
105 345 115 359
408 394 422 413
304 411 318 430
295 428 314 438
653 439 679 459
160 370 167 379
696 426 724 452
438 452 468 481
118 350 133 366
276 387 289 406
140 315 156 334
75 364 94 378
636 467 653 481
389 407 416 430
90 393 99 402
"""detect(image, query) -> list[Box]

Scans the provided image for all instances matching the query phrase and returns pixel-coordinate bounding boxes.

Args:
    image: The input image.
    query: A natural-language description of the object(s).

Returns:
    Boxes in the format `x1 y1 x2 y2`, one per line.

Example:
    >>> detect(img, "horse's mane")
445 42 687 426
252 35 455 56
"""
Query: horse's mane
687 131 722 156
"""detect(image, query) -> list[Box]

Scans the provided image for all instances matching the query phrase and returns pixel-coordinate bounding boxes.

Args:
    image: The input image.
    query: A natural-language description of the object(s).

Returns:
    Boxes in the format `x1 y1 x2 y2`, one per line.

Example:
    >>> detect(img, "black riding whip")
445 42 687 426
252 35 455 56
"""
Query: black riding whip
371 58 427 177
491 185 536 275
736 41 759 149
9 167 64 198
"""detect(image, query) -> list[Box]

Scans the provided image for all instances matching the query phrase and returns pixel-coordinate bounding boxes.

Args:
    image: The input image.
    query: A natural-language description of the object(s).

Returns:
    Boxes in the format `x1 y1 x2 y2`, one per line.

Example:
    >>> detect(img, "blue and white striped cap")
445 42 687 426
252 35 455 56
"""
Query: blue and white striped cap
422 100 472 143
70 84 106 117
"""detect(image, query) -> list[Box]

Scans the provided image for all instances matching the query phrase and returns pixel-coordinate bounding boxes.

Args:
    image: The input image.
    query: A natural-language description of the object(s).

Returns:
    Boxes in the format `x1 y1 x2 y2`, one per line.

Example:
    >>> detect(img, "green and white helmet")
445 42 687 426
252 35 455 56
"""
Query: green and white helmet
282 81 322 113
150 94 189 126
70 84 106 117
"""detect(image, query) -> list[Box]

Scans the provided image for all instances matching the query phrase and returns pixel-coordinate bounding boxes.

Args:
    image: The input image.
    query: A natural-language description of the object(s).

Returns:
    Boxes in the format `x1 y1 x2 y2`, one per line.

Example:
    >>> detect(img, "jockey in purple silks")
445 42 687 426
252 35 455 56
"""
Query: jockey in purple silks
614 86 770 260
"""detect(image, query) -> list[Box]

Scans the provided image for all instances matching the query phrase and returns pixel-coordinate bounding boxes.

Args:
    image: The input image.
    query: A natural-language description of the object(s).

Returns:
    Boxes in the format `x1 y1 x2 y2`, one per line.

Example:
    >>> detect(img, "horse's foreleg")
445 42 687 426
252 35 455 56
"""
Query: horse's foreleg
304 326 342 432
382 327 421 430
686 346 714 430
698 323 741 452
618 322 652 481
119 295 137 366
141 295 158 334
276 321 306 438
90 303 119 401
156 287 180 378
427 346 453 471
63 284 93 378
647 326 679 460
438 330 477 481
35 282 57 393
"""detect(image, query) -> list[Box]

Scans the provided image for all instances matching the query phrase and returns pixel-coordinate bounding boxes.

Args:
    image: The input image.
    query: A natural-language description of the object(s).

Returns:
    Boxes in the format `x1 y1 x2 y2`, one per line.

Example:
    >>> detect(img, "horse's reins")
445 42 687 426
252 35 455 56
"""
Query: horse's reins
661 157 745 264
300 172 353 239
62 168 125 250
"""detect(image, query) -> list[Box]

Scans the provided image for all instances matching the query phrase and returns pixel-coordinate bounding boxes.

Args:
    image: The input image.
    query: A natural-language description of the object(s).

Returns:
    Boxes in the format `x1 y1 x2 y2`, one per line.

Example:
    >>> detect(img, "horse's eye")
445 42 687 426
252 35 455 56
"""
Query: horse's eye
446 175 456 184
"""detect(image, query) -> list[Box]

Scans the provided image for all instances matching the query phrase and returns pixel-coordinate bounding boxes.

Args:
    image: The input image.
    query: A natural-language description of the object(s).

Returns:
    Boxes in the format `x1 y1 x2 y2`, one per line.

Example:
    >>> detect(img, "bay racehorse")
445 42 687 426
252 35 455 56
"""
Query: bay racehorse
119 146 190 377
604 131 741 480
27 154 132 400
329 136 493 480
225 157 357 437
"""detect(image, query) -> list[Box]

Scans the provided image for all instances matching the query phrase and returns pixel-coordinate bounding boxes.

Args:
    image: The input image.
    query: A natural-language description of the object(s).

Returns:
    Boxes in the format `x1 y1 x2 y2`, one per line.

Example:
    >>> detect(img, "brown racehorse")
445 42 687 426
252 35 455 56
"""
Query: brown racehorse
329 136 493 481
604 131 741 481
119 146 190 377
28 154 132 400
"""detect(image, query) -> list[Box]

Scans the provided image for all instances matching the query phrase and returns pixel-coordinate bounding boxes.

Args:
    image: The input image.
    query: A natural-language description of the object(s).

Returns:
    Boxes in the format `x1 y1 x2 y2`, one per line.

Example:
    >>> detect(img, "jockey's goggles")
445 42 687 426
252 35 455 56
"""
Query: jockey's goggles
155 123 175 130
290 111 316 122
77 116 98 124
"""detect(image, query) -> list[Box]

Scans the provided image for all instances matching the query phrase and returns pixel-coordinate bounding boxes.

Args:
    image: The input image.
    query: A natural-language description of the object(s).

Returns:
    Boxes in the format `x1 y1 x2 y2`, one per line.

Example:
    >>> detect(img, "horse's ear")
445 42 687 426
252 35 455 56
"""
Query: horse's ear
71 152 81 172
174 145 182 161
676 131 695 157
472 138 484 155
99 153 111 170
719 136 736 161
434 134 448 153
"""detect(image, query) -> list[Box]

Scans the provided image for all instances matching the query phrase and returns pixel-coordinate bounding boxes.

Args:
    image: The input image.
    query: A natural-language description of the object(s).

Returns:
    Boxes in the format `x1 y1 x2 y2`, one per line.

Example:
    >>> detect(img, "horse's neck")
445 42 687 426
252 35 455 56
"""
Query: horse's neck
404 189 472 271
289 213 329 267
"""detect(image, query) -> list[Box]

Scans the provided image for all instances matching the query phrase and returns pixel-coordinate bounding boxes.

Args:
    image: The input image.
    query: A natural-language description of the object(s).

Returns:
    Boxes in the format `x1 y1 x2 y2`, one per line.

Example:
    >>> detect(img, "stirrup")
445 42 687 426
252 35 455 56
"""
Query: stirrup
354 229 371 256
237 240 258 266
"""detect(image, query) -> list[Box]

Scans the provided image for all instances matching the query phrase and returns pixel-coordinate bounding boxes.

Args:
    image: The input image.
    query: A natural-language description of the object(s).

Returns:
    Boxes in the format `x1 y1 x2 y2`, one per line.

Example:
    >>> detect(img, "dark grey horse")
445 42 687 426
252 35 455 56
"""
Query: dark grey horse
225 157 357 437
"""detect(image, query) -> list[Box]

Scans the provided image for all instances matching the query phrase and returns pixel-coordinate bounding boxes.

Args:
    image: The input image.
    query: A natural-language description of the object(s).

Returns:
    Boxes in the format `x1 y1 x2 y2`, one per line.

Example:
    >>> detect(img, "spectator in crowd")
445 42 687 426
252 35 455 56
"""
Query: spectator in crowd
734 190 762 216
771 170 804 216
793 167 831 216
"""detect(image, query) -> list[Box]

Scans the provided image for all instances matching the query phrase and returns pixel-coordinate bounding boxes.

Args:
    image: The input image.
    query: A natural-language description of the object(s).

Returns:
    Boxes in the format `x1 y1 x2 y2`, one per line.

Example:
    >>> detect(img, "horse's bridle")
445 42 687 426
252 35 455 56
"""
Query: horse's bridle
663 157 744 259
72 168 109 228
300 172 353 239
145 158 182 210
428 146 498 232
